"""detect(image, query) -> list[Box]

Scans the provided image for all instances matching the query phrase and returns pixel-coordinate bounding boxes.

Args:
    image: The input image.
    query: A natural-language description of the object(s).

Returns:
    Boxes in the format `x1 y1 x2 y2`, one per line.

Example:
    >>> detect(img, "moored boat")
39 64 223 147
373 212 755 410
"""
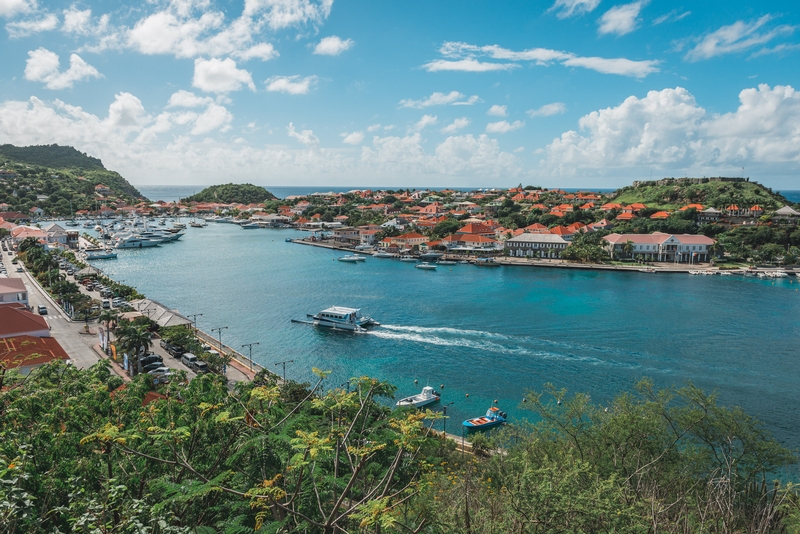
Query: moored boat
240 222 259 229
474 258 500 267
338 254 366 262
415 262 437 270
399 256 417 262
373 252 395 258
419 252 444 261
463 406 507 430
85 250 118 260
396 386 441 408
437 260 457 265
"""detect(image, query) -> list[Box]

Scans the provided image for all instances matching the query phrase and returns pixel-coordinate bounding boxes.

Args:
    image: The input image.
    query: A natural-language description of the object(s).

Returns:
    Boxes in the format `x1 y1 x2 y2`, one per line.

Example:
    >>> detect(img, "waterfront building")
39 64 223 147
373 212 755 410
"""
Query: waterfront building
603 233 716 262
440 233 500 252
505 233 569 258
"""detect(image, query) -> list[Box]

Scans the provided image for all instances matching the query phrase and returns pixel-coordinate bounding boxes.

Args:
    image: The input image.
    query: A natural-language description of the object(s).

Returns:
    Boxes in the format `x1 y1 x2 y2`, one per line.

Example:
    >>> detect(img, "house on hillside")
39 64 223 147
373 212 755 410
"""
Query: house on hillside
772 206 800 225
95 184 111 196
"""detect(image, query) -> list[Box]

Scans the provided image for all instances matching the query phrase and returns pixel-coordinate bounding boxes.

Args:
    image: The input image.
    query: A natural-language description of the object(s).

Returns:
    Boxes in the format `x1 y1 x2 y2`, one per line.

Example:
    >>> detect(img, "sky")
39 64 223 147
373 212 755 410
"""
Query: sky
1 0 799 189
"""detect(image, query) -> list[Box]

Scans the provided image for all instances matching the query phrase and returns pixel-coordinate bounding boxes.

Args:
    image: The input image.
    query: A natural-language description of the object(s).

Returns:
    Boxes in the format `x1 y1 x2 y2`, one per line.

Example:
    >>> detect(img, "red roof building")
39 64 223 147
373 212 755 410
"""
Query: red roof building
0 304 50 339
0 335 68 374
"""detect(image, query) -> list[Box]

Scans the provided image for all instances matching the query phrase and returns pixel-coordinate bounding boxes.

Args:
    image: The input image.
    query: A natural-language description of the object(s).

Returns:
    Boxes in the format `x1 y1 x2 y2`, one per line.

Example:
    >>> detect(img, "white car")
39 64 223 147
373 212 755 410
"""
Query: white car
147 366 171 375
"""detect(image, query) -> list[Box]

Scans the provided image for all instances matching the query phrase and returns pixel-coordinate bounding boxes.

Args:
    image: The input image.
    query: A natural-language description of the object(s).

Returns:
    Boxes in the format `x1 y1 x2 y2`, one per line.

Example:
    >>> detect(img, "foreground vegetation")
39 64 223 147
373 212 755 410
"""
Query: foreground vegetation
1 361 798 533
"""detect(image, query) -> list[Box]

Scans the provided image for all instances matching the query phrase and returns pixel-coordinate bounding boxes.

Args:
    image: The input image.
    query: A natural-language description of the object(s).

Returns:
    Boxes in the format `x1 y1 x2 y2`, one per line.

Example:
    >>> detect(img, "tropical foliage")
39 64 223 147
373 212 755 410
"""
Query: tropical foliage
183 183 276 204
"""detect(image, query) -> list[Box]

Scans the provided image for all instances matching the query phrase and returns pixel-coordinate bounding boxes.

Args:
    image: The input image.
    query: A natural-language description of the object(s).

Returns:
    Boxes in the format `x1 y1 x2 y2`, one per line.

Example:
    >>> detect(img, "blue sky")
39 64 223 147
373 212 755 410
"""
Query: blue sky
1 0 799 188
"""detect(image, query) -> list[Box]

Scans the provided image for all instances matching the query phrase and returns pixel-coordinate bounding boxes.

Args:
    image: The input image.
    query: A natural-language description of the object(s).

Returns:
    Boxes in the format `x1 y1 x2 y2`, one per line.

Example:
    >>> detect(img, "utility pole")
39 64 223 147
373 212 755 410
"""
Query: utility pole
241 342 260 371
275 360 294 381
211 326 228 353
187 313 203 331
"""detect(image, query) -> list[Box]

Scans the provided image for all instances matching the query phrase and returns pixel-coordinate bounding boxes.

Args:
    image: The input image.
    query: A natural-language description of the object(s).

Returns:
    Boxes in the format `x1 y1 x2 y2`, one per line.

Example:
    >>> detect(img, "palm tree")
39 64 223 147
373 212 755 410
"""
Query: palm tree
116 325 152 376
623 239 634 260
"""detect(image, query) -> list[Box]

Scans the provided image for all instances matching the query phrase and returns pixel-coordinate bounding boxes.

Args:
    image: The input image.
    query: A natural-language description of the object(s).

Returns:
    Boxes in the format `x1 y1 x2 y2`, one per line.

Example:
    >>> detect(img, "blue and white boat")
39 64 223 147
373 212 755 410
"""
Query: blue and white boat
396 386 440 408
463 406 506 430
305 306 380 331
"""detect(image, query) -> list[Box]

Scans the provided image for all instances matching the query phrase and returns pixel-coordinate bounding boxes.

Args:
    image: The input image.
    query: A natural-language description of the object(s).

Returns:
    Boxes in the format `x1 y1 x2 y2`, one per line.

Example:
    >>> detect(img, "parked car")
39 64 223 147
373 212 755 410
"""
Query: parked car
142 361 167 373
181 353 198 367
191 361 210 374
37 305 48 315
147 366 171 376
101 299 110 309
152 372 174 385
138 355 163 367
167 345 186 358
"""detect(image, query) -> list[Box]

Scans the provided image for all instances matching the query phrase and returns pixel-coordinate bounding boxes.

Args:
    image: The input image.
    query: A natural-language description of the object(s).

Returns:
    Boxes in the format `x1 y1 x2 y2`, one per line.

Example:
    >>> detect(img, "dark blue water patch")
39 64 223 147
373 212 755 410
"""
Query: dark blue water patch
87 224 800 448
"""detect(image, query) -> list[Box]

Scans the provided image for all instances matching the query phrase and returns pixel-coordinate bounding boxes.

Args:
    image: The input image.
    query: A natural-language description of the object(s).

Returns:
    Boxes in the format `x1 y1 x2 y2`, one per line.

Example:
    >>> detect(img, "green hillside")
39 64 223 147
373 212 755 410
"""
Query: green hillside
0 144 145 216
184 183 276 204
611 178 790 210
0 144 105 170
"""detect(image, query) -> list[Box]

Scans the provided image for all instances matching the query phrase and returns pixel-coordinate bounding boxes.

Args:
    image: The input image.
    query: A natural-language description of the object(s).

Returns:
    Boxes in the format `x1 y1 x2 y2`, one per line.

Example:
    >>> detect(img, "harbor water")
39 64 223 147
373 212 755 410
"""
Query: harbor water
89 221 800 449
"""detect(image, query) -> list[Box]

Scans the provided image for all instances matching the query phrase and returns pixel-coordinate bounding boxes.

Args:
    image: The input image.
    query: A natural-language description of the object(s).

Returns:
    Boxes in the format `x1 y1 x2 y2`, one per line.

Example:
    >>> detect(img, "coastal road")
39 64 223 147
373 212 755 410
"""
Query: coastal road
6 253 101 369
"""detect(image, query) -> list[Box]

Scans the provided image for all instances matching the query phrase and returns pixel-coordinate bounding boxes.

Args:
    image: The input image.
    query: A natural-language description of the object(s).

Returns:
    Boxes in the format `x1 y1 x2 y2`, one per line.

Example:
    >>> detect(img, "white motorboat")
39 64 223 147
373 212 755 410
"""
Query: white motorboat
399 256 417 262
85 249 117 260
115 235 160 249
296 306 380 332
416 262 437 270
396 386 441 408
189 221 206 228
373 252 395 258
437 260 457 265
240 222 259 229
419 252 444 261
173 223 186 229
338 254 366 262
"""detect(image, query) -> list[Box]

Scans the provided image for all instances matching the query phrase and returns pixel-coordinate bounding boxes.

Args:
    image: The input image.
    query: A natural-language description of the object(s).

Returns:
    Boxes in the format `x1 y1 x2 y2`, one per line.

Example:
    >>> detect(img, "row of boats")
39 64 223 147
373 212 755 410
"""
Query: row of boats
337 251 500 268
689 269 791 278
395 386 508 430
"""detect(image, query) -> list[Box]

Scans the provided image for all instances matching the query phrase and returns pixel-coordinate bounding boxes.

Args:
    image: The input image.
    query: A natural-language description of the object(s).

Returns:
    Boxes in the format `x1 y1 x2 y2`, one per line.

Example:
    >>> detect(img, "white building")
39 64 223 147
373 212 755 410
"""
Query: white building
603 233 716 263
505 233 569 258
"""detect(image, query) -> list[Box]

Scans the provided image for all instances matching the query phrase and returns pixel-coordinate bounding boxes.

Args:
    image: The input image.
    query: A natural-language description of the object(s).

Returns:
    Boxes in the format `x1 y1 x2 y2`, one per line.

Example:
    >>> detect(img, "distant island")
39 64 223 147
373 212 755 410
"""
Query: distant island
183 183 276 205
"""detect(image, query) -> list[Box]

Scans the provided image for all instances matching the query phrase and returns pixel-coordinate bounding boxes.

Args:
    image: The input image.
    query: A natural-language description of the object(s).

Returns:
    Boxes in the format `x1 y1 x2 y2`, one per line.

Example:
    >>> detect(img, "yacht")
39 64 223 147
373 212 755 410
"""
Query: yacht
419 252 444 261
115 235 160 249
189 220 206 228
173 223 187 229
437 260 457 265
415 262 437 270
85 249 118 260
240 222 259 229
373 252 396 258
307 306 380 331
399 256 418 262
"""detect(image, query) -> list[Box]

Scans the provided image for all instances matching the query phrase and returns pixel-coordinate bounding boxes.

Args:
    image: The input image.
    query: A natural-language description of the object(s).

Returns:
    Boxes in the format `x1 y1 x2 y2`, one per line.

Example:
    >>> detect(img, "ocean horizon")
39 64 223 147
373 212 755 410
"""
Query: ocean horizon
136 184 800 204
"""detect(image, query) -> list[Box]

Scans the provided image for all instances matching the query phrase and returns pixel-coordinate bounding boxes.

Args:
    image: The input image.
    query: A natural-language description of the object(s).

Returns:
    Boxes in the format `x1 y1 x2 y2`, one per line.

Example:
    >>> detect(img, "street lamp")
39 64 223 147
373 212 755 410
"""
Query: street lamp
442 402 455 435
241 342 260 371
187 313 203 331
275 360 294 381
211 326 228 353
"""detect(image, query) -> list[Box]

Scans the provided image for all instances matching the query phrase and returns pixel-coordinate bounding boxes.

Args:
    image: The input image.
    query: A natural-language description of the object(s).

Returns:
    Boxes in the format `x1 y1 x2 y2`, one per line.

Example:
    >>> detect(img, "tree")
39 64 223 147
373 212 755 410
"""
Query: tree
115 324 152 375
622 239 634 259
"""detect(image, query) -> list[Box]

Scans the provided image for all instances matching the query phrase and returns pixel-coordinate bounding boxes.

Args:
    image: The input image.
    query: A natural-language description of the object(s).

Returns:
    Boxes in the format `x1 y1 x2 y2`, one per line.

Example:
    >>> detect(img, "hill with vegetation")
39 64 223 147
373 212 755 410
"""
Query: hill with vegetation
184 183 276 204
0 144 144 216
611 178 791 210
0 144 105 170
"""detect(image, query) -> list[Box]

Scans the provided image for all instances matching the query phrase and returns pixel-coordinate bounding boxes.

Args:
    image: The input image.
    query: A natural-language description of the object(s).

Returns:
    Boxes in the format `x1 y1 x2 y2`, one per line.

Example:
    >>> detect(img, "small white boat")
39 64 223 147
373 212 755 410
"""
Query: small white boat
115 236 159 249
399 256 417 262
373 252 396 258
338 254 366 262
416 262 437 270
419 252 444 261
396 386 441 408
437 260 457 265
85 250 118 260
189 221 206 228
240 222 259 229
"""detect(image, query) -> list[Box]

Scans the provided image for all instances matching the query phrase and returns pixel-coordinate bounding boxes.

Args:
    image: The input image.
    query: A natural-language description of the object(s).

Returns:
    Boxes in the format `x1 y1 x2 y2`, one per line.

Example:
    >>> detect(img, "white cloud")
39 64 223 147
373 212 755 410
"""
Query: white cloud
191 103 233 135
62 6 91 34
265 75 318 95
409 114 438 133
428 40 659 78
685 15 795 61
399 91 479 108
652 9 690 25
167 90 214 108
487 105 507 116
313 35 354 55
486 120 524 133
24 48 102 90
367 124 382 132
562 56 658 77
441 117 470 134
598 1 647 37
243 0 333 30
235 43 278 61
528 102 567 117
0 0 34 17
341 131 364 144
287 122 319 147
548 0 601 19
192 58 255 93
422 59 518 72
6 13 58 37
537 84 800 179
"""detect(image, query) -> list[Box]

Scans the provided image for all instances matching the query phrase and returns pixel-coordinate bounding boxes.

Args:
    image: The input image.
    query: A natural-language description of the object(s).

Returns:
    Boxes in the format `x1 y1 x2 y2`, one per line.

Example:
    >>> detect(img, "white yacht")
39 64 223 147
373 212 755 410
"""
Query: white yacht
373 252 396 258
338 254 366 262
399 256 418 262
415 262 437 270
85 249 118 260
240 222 259 229
115 235 160 249
306 306 380 331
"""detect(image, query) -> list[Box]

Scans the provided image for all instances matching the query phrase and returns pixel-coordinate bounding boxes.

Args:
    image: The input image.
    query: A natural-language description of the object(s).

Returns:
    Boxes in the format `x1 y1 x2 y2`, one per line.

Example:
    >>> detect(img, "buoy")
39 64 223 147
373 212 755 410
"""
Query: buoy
440 384 444 389
522 397 527 403
494 399 498 404
465 393 469 398
604 407 608 413
557 399 562 405
414 379 418 384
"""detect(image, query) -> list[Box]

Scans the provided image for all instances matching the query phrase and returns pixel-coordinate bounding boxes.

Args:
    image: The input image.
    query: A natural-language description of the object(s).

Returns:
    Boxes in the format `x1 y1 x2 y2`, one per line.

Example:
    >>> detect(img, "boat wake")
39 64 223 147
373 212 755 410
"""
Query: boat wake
370 326 654 371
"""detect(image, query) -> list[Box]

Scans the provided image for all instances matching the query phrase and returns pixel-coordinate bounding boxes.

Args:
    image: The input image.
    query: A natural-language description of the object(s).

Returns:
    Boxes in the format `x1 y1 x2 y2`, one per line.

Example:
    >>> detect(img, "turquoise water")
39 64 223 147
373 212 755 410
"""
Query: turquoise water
88 224 800 446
